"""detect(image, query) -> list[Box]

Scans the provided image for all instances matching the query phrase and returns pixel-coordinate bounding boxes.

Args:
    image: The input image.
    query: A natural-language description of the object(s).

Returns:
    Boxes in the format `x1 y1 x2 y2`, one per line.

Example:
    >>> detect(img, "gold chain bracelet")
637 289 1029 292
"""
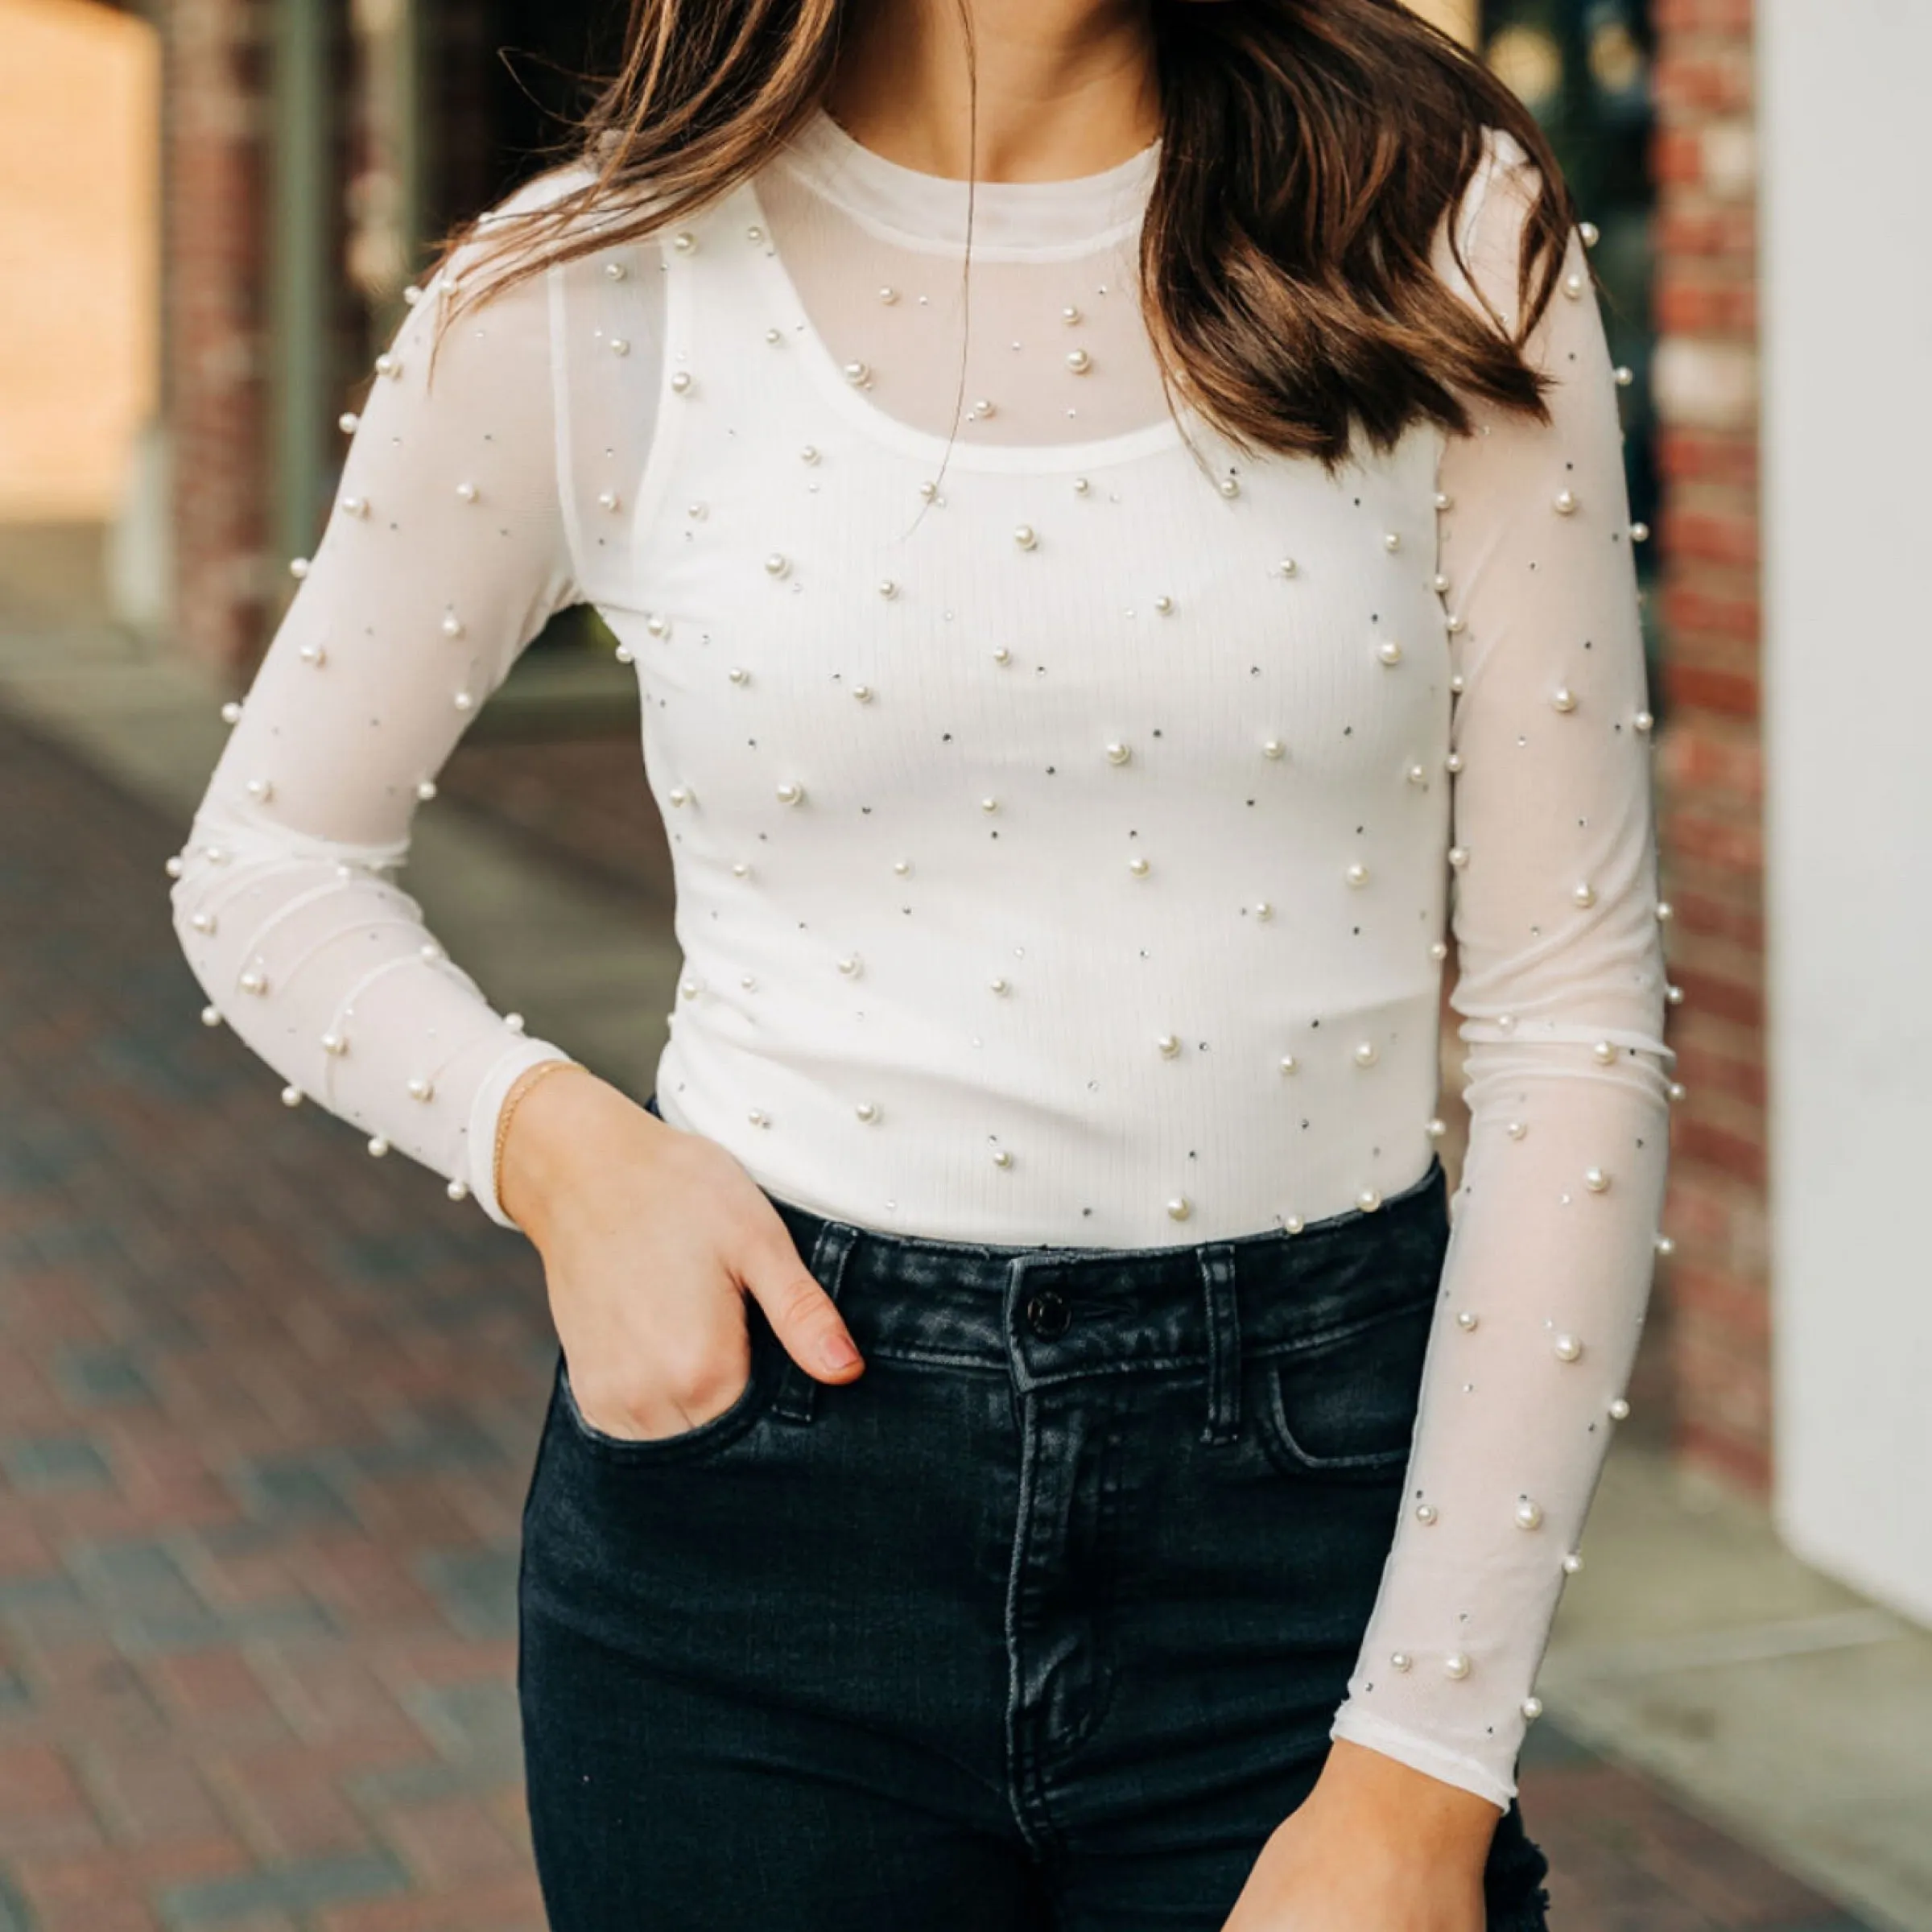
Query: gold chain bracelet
493 1057 586 1220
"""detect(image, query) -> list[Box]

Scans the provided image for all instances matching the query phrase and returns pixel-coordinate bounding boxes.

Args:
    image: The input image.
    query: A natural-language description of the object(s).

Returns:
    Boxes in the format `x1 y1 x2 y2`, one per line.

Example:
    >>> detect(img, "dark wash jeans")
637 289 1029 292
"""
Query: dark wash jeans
518 1095 1552 1930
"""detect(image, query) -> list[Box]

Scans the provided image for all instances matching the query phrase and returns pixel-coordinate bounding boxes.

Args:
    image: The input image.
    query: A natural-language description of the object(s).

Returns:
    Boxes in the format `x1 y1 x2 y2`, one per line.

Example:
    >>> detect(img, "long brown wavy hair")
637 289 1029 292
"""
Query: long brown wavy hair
427 0 1580 470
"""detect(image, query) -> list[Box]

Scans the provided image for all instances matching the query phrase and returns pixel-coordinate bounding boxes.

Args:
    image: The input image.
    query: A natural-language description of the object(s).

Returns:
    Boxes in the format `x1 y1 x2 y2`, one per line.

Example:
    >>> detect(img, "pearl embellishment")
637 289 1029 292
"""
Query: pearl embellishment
1443 1653 1471 1679
1515 1499 1544 1530
1553 1334 1583 1363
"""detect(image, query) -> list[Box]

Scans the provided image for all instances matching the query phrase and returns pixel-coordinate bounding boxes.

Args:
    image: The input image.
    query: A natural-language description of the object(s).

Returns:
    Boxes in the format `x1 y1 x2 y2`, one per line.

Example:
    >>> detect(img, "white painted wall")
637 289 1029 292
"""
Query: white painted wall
1761 0 1932 1624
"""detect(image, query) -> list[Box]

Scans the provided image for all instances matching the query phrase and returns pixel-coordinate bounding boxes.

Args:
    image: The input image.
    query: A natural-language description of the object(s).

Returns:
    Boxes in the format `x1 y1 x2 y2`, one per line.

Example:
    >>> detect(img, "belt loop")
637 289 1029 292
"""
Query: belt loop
770 1216 860 1426
1198 1242 1243 1446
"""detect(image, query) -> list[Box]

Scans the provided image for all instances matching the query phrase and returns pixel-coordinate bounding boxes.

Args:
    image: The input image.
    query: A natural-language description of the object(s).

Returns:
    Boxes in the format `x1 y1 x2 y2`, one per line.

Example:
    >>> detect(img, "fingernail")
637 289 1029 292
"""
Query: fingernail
821 1331 861 1371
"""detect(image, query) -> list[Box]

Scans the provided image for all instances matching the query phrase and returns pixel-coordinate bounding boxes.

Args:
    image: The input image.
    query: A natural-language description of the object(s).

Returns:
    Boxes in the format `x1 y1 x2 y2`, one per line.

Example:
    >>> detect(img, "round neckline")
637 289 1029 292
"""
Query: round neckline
774 105 1160 262
731 173 1198 475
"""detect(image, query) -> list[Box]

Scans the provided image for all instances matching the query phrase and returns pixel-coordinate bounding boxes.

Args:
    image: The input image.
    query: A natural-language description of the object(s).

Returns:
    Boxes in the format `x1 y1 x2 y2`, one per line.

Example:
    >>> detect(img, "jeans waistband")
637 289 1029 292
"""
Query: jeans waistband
642 1093 1450 1398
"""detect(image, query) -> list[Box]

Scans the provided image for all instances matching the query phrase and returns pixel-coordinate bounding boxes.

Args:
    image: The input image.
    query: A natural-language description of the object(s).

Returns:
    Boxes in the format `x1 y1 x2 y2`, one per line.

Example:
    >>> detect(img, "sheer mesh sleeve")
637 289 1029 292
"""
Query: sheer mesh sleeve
168 164 620 1227
1327 127 1677 1807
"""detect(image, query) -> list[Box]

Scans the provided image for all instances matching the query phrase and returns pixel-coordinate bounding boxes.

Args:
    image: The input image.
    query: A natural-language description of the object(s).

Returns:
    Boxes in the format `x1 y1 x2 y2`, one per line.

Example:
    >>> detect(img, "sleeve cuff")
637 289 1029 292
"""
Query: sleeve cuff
1329 1703 1517 1813
464 1035 579 1228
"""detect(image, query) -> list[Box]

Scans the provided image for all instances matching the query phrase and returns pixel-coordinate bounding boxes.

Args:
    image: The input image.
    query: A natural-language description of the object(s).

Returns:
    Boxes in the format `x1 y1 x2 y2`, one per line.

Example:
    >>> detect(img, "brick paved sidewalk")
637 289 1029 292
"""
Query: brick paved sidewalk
0 704 1874 1932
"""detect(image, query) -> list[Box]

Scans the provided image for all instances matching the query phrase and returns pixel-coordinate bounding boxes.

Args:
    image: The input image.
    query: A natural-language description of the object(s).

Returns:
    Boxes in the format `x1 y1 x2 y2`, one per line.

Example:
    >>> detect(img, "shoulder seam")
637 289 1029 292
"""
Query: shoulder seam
545 259 592 607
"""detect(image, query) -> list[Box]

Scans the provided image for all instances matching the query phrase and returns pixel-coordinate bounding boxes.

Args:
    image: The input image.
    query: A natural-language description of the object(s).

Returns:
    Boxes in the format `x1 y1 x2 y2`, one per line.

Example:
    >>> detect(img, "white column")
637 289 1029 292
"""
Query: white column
1761 0 1932 1622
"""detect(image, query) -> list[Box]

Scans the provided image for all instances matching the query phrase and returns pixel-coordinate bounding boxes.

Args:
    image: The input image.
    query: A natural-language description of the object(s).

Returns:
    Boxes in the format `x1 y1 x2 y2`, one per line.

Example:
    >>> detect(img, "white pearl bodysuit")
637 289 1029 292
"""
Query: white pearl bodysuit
171 110 1676 1808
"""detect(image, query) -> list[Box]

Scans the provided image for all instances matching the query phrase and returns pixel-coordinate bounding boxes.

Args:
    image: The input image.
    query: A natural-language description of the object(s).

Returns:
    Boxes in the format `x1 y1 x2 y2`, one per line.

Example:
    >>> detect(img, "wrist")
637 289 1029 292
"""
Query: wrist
1307 1739 1501 1869
495 1061 605 1236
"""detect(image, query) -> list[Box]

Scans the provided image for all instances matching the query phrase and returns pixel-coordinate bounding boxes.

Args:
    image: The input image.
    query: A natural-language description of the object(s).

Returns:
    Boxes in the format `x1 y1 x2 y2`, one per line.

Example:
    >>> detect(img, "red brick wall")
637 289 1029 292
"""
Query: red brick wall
1649 0 1770 1491
163 0 273 674
163 0 504 678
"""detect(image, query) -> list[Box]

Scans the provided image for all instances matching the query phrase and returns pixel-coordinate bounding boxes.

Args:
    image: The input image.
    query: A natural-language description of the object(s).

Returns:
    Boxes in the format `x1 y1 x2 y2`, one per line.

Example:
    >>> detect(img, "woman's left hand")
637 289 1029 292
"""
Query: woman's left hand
1220 1740 1500 1931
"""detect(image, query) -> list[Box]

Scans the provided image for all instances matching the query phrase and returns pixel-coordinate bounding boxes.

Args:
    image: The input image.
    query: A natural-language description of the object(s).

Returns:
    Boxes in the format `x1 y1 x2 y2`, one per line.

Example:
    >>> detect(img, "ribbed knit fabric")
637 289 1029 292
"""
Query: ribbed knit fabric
170 112 1674 1807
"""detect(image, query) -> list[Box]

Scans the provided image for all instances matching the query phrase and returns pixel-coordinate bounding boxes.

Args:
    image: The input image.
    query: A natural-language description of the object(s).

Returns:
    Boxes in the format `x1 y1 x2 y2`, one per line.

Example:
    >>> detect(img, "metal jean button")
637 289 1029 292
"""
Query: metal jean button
1025 1288 1071 1339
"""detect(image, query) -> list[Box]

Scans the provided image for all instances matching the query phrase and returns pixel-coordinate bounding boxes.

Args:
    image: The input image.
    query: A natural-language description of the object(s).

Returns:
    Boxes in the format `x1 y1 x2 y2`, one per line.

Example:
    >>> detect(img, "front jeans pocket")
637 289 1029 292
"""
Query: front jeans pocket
1250 1294 1436 1479
551 1314 778 1468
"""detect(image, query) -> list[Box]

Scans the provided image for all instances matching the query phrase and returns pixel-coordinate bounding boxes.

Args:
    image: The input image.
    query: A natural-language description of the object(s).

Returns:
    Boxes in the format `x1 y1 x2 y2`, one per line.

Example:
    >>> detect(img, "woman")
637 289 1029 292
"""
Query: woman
171 0 1677 1925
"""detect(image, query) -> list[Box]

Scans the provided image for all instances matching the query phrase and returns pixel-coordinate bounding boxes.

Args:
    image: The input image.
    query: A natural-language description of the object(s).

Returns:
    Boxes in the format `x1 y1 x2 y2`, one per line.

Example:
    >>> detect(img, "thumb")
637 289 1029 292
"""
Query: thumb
738 1228 865 1384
